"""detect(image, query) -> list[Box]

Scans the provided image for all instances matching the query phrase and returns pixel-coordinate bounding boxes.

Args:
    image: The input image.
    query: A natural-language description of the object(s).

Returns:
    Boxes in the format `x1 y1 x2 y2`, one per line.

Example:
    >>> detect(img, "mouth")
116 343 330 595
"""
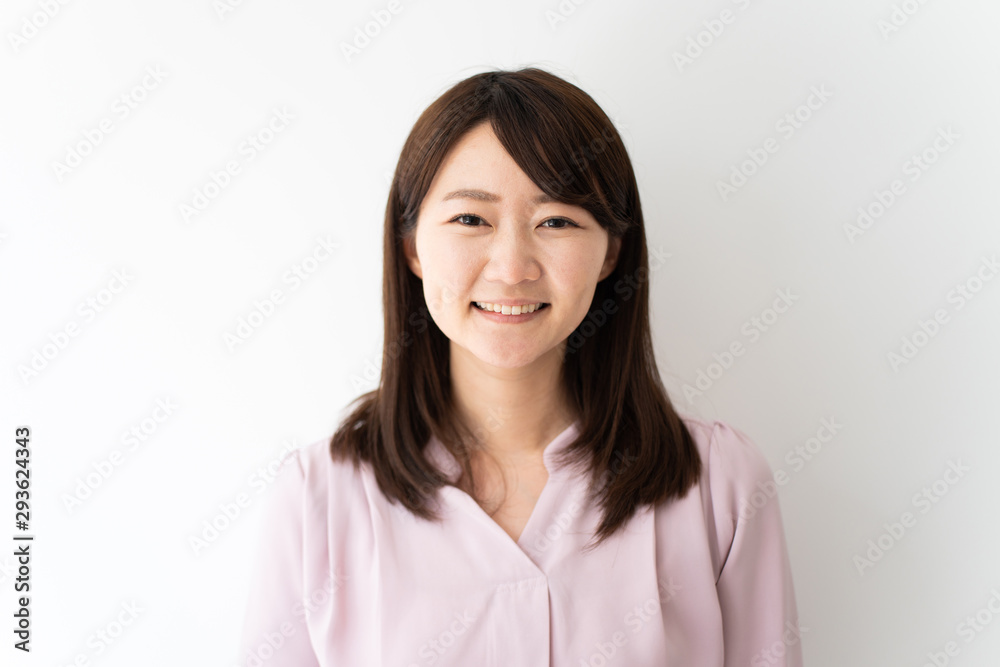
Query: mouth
472 301 549 315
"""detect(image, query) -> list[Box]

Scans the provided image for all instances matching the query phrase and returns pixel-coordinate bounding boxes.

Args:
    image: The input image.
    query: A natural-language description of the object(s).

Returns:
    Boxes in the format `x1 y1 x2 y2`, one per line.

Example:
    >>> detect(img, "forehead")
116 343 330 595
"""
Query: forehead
444 121 501 159
425 123 547 202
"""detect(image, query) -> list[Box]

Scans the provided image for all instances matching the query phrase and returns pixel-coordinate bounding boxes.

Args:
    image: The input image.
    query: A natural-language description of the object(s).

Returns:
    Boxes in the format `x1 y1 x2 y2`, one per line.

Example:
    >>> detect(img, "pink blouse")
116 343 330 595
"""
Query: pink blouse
237 415 804 666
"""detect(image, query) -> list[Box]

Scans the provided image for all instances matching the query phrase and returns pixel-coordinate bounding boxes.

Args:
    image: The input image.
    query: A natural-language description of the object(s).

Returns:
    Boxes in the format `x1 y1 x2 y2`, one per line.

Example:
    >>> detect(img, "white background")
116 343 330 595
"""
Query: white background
2 0 999 665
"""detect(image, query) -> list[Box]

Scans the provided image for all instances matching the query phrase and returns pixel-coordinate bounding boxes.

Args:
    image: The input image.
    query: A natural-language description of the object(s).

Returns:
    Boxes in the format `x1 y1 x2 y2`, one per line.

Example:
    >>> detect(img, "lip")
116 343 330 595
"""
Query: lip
471 302 549 323
474 299 548 307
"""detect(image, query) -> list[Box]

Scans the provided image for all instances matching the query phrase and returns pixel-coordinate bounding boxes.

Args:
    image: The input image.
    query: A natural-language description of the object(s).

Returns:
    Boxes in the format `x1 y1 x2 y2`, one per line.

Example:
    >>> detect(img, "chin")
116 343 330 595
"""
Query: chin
482 356 538 370
463 342 546 369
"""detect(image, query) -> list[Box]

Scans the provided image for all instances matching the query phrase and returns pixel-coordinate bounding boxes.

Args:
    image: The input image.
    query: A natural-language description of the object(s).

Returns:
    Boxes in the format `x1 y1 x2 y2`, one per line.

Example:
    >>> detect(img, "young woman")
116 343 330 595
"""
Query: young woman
238 67 803 666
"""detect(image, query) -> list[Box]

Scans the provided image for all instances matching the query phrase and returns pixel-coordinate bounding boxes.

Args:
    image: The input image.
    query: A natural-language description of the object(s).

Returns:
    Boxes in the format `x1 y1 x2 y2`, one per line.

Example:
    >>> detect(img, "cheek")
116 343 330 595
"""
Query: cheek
419 242 478 311
428 241 479 285
550 249 603 293
549 252 606 327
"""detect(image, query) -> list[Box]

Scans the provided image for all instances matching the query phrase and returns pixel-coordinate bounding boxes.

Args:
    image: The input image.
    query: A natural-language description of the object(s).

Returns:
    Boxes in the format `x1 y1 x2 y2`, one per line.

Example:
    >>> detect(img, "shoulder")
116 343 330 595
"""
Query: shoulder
679 414 777 498
263 435 379 567
665 415 782 578
276 435 366 477
677 414 781 539
268 435 373 511
288 436 348 476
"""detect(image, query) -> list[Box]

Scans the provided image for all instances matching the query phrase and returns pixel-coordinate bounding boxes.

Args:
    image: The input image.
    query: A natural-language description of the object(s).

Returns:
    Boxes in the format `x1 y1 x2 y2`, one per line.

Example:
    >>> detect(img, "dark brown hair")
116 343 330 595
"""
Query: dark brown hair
330 66 701 551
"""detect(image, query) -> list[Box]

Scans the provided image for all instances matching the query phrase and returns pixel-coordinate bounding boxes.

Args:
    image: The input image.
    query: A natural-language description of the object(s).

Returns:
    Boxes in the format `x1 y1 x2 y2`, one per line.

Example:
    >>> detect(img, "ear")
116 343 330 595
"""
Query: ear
403 234 422 279
598 235 622 282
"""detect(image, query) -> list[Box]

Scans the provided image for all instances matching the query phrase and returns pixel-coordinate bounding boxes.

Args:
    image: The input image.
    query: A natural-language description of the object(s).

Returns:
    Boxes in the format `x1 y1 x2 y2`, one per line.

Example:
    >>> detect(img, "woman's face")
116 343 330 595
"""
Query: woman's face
404 121 621 370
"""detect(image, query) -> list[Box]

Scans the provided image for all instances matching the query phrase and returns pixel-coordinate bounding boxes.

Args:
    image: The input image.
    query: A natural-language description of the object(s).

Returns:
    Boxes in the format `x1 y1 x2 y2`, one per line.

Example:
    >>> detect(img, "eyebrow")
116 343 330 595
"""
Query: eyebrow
440 189 557 205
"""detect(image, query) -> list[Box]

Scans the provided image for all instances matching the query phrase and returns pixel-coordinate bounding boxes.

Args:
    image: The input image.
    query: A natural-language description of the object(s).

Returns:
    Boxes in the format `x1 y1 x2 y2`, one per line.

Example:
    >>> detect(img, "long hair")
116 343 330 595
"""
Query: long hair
330 66 701 551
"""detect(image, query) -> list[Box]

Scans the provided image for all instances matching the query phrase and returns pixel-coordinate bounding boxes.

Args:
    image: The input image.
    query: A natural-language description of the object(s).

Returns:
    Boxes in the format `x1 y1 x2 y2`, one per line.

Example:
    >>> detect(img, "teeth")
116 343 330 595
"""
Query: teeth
474 302 546 315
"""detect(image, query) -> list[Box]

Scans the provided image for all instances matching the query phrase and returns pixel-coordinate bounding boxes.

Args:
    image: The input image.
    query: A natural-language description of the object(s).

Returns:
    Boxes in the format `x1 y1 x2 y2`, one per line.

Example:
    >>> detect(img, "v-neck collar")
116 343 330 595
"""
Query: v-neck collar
423 420 583 565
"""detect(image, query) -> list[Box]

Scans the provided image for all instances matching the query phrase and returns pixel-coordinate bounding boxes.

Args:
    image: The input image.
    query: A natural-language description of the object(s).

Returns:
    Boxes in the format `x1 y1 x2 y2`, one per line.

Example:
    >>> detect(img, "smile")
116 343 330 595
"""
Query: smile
473 301 548 315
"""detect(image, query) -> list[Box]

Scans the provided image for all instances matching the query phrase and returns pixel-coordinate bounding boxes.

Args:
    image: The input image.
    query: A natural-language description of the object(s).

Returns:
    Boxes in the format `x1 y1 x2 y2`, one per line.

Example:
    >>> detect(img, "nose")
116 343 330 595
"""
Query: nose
482 223 541 284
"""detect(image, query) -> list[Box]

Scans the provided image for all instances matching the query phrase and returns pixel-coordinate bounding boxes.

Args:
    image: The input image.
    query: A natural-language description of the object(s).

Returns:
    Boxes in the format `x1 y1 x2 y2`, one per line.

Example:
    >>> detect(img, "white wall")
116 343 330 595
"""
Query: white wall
2 0 998 664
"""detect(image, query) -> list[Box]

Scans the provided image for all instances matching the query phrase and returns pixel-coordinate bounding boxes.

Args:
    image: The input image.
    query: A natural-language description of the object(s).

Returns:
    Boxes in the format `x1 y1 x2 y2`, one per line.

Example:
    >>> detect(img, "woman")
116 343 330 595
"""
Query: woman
238 67 803 666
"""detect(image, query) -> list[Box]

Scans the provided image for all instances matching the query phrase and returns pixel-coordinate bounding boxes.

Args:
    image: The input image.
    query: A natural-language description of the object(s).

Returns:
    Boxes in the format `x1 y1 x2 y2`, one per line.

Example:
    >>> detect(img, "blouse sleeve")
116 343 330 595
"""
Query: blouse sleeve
709 421 804 667
237 449 321 667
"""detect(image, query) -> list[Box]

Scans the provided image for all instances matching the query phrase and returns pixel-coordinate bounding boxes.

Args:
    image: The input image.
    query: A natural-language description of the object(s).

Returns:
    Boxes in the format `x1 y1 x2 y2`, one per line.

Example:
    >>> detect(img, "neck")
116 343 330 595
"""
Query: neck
449 342 576 465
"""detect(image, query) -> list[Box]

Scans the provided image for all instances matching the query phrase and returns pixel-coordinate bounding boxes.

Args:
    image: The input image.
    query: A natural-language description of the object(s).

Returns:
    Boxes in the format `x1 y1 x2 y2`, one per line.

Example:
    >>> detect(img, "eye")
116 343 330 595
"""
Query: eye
448 214 581 229
451 213 486 227
541 217 580 229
